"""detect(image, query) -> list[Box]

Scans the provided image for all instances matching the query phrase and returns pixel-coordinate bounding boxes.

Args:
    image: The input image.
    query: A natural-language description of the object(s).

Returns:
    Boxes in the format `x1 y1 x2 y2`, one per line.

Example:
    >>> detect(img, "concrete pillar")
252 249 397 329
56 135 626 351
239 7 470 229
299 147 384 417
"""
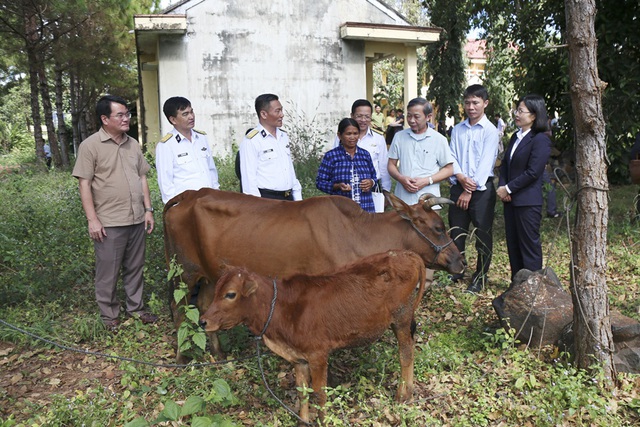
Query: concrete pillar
366 61 374 102
404 46 418 109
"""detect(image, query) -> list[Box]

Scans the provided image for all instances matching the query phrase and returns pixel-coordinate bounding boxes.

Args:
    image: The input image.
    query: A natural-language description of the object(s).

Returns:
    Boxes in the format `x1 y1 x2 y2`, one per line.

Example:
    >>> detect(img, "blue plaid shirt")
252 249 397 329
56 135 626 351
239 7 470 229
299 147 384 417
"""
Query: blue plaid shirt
316 146 377 212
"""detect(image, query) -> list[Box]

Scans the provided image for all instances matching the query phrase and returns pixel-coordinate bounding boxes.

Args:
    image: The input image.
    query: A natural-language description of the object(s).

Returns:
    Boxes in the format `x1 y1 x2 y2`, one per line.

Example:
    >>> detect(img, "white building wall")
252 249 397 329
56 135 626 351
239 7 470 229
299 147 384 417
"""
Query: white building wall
156 0 406 156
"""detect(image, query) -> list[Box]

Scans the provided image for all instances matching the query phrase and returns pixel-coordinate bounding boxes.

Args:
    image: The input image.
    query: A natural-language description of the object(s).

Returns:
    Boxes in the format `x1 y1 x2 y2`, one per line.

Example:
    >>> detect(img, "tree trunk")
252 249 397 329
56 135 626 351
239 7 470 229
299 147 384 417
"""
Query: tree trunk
38 63 61 168
54 63 70 166
69 71 80 156
24 12 46 164
564 0 616 385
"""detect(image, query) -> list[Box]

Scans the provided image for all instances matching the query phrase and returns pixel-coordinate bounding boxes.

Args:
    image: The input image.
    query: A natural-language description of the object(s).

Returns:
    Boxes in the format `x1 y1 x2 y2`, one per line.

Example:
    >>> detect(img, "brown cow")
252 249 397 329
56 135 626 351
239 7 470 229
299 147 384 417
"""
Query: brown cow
199 250 427 424
163 189 463 362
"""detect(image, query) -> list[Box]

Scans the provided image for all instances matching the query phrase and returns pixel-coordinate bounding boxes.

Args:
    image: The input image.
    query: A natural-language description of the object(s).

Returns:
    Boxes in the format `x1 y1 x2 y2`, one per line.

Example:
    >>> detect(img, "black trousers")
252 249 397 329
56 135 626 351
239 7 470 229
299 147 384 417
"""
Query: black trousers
504 203 543 279
259 188 294 201
448 181 496 281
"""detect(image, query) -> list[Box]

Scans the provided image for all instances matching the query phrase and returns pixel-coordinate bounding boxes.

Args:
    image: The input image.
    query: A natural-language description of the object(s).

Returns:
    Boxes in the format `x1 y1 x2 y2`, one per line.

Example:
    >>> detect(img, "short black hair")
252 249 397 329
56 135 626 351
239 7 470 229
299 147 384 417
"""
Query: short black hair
407 97 433 116
255 93 279 117
463 84 489 101
519 94 550 134
96 95 128 128
337 117 359 134
350 99 372 114
163 97 191 121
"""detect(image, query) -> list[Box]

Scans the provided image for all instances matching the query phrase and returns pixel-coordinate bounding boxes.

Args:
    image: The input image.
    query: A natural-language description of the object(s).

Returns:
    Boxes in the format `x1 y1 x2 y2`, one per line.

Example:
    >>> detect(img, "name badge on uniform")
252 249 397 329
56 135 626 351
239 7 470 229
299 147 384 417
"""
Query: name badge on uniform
262 149 274 154
177 152 189 157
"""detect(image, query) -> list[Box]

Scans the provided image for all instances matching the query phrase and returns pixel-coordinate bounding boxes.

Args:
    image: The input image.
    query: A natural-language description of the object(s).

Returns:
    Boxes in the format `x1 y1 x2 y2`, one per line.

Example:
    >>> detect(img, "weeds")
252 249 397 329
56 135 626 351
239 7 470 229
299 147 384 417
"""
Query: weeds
1 155 639 426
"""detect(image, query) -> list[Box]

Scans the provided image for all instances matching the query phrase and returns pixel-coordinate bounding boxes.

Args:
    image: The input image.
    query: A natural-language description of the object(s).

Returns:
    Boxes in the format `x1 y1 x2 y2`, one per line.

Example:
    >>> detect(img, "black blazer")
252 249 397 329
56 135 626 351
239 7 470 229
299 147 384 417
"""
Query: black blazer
499 130 551 207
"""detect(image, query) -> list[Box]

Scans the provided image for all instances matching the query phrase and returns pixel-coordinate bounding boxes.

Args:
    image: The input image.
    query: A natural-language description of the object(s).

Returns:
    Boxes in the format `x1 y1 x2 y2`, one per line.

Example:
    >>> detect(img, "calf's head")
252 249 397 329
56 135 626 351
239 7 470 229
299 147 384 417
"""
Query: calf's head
199 268 258 332
386 191 465 274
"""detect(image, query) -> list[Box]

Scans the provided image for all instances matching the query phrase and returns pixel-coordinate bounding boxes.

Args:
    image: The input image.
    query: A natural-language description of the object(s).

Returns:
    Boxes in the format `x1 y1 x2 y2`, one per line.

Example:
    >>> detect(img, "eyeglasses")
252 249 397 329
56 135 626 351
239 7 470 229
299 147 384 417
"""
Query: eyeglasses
354 115 371 120
514 109 531 116
111 111 132 120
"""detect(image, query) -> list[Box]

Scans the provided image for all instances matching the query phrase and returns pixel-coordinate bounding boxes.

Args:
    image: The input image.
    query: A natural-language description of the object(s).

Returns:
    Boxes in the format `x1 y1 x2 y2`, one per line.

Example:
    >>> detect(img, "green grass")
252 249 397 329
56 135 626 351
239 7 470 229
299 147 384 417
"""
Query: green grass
0 156 639 426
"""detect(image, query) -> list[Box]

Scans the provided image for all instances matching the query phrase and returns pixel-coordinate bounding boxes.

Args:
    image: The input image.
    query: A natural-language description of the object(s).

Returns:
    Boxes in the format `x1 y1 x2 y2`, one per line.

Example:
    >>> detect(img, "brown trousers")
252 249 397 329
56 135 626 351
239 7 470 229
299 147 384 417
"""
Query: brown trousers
93 223 146 322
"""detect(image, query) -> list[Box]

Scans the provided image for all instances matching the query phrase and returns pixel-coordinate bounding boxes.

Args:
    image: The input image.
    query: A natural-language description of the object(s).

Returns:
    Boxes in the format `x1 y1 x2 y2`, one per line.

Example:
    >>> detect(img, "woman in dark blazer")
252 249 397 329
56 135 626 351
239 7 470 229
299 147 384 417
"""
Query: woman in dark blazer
496 94 551 279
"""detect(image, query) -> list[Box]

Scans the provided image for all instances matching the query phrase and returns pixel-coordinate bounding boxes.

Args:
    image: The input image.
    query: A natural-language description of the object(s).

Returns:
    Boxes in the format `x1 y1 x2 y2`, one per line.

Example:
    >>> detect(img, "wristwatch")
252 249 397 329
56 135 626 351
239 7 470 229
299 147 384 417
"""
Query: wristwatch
145 207 154 213
428 176 433 186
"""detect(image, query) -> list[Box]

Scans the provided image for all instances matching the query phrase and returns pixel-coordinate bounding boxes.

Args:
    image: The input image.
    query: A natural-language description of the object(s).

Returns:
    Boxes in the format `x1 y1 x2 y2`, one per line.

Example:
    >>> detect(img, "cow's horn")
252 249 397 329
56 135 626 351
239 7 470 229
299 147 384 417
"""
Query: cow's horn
423 197 454 208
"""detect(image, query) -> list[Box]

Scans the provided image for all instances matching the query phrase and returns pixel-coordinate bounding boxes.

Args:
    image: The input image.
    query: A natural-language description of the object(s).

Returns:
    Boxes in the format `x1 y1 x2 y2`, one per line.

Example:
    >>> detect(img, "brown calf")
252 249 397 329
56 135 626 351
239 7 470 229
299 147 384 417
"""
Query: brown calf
199 250 427 424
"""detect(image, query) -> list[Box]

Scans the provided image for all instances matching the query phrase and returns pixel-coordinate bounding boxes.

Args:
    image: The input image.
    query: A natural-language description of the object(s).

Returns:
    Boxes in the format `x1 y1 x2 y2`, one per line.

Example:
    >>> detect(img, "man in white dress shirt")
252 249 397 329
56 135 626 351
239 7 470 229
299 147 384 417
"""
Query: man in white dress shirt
155 97 220 204
449 85 500 293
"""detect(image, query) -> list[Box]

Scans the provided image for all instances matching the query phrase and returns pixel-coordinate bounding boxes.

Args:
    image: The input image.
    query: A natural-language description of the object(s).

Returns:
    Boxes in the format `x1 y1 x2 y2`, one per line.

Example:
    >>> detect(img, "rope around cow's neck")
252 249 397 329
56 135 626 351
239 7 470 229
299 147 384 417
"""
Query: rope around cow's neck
253 279 313 425
407 219 454 268
256 278 278 340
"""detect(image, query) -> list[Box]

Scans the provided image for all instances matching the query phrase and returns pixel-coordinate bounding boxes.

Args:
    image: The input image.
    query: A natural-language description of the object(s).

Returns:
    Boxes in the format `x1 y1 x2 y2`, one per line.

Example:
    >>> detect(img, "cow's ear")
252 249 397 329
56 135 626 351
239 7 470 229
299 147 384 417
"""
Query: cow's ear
242 279 259 296
386 191 412 221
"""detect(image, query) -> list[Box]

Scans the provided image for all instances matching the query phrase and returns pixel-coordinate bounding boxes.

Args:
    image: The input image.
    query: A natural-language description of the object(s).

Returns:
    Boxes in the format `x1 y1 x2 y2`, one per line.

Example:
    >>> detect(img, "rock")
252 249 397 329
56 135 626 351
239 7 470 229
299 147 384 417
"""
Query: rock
492 268 573 347
560 312 640 374
494 267 640 373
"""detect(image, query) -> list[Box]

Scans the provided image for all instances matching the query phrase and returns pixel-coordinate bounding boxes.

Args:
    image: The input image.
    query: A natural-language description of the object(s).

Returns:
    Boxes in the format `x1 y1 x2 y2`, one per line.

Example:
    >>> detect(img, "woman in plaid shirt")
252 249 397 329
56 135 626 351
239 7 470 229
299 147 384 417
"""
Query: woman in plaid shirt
316 118 377 212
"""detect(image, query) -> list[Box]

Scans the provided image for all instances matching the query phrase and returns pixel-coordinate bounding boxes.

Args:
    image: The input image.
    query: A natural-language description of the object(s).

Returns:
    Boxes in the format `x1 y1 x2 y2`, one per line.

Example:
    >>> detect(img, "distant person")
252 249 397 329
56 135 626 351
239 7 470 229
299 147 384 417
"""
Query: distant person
388 98 453 205
43 142 52 168
239 93 302 200
437 120 447 137
155 96 220 204
542 123 560 219
385 109 404 146
448 85 500 293
72 95 157 331
371 104 385 132
317 118 377 212
497 94 552 279
495 113 506 138
332 99 391 192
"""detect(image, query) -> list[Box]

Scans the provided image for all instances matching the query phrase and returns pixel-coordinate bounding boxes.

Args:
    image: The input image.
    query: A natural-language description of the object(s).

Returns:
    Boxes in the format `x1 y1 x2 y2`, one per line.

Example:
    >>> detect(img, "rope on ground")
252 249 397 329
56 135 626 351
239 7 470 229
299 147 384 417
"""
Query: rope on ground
0 317 254 368
255 339 312 426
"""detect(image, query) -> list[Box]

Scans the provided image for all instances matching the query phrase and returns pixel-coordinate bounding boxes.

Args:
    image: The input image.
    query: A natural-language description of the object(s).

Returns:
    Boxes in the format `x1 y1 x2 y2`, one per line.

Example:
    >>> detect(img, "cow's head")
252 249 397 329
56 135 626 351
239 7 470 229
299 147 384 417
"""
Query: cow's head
385 191 465 274
199 268 258 332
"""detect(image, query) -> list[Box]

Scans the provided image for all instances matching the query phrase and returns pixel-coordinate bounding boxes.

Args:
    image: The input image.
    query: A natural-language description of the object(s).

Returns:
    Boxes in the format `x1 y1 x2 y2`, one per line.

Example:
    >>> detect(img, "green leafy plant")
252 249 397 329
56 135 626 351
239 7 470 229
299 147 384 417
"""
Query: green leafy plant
169 258 207 360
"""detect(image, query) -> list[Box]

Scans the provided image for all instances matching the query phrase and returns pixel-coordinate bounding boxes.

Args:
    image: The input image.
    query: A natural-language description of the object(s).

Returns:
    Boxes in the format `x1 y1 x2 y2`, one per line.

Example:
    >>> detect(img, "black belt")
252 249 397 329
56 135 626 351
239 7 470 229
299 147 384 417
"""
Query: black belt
259 188 293 198
454 178 494 188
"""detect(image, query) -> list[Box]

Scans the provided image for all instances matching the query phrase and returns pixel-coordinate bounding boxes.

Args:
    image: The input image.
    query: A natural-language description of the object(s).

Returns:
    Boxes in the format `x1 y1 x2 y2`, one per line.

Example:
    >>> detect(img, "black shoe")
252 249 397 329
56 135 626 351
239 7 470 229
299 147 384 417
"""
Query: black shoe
466 277 484 294
448 273 464 283
547 212 560 218
104 319 120 333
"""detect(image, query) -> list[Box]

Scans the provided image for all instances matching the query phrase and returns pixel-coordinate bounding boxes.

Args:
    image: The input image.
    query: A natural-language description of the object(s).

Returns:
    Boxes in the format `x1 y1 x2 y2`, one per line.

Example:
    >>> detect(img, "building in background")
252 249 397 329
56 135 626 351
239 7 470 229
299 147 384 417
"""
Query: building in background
464 38 486 86
134 0 442 155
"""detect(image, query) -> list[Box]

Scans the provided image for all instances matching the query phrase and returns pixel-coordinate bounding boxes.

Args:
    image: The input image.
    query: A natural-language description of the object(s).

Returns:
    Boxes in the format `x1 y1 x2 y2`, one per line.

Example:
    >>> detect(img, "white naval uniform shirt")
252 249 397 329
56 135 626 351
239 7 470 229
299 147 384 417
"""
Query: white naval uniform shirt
239 124 302 200
332 127 391 191
155 128 220 204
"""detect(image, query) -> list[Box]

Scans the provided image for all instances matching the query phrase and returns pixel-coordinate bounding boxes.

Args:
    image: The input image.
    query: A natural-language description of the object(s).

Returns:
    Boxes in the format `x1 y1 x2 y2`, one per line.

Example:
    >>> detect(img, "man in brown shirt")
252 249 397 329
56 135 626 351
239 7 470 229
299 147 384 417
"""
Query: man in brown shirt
72 95 157 331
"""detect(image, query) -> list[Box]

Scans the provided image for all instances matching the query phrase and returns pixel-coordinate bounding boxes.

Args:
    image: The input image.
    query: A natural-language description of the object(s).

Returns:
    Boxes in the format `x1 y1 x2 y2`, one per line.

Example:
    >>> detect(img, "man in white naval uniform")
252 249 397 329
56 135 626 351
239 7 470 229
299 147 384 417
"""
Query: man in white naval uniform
239 93 302 201
155 97 219 204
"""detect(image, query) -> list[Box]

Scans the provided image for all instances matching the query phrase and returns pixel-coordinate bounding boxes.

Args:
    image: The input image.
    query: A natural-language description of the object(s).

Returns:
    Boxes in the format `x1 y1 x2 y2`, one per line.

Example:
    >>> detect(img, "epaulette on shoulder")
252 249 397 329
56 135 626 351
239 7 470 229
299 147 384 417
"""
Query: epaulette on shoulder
246 128 259 139
371 128 384 136
159 133 173 143
193 129 207 135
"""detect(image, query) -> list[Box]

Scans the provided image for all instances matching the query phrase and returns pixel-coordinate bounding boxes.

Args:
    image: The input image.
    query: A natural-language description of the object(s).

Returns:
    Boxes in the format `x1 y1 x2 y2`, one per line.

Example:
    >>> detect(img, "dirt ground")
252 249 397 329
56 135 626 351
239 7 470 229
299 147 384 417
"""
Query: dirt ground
0 341 123 420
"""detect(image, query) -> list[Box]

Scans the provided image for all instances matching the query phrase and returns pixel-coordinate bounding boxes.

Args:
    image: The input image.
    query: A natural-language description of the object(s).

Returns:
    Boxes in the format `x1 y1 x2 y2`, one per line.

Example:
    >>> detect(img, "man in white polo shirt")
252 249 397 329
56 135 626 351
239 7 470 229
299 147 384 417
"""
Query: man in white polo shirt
387 97 453 206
